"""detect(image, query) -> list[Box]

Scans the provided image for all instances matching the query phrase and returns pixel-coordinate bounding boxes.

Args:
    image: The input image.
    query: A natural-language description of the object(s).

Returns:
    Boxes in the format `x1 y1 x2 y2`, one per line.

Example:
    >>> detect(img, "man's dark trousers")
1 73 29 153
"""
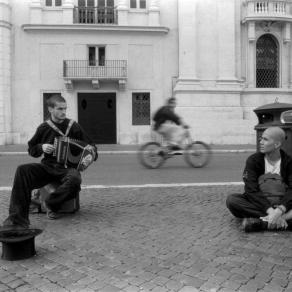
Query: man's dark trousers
4 163 81 227
226 193 292 229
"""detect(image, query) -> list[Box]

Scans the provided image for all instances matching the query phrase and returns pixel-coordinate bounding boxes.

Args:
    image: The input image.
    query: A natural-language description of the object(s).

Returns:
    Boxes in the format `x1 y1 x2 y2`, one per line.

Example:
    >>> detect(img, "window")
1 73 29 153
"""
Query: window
77 0 115 23
45 0 62 6
132 93 150 125
88 46 105 66
130 0 146 9
43 93 61 121
256 34 279 88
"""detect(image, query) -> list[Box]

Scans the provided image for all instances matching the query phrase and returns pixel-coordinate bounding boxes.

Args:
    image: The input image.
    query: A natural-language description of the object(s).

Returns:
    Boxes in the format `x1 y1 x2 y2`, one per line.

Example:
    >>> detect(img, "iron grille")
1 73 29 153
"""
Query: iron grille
132 93 150 125
256 34 279 88
63 60 127 78
73 6 117 24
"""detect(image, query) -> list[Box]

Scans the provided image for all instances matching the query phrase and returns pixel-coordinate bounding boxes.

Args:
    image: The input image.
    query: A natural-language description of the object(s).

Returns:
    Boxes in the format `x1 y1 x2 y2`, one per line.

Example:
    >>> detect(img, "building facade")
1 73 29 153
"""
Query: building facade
1 0 292 145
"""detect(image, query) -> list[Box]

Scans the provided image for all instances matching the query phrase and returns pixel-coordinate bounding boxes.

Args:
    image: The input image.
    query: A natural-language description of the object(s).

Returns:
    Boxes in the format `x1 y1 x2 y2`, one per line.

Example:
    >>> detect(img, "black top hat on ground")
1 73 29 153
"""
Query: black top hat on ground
0 228 43 261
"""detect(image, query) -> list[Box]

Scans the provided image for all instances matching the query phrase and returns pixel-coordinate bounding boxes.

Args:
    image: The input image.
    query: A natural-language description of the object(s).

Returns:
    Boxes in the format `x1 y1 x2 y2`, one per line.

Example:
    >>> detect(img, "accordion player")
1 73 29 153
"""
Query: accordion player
53 136 95 171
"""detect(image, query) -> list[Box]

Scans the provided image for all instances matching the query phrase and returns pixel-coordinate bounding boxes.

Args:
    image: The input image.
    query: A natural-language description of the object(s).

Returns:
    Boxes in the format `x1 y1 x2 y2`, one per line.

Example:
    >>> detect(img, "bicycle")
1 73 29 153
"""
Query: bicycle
138 127 212 169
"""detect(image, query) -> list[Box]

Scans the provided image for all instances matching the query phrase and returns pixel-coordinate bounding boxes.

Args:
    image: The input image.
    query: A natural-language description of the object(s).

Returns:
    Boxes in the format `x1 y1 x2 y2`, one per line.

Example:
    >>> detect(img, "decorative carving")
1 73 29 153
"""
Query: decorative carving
64 80 73 90
261 21 276 32
92 79 100 89
118 79 126 90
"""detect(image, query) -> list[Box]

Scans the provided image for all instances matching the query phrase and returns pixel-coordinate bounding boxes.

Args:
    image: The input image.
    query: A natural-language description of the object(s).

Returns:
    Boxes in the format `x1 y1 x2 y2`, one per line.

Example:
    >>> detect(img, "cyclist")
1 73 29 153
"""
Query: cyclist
152 97 189 151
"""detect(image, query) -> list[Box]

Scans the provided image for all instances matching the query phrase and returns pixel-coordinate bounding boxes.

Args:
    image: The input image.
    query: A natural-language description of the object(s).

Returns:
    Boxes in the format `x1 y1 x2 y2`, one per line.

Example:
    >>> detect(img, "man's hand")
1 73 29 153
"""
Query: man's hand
42 144 55 154
275 217 288 230
81 154 93 168
261 208 284 229
85 145 97 160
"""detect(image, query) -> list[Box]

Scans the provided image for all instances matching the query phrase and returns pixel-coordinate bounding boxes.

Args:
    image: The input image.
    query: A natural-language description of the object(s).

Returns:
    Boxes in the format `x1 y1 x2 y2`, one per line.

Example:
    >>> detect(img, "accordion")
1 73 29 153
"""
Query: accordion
53 137 95 171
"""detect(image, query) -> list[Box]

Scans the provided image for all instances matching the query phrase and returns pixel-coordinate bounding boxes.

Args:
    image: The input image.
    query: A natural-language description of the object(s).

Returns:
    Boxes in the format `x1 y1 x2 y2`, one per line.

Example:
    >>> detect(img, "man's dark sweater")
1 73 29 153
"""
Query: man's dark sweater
153 106 181 130
243 150 292 212
28 118 96 167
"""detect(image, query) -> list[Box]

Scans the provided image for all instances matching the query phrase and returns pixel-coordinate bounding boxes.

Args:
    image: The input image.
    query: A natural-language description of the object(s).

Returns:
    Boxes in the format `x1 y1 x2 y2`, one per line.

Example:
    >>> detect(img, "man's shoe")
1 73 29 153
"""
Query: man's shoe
242 218 268 232
43 202 60 220
1 219 29 231
47 210 60 220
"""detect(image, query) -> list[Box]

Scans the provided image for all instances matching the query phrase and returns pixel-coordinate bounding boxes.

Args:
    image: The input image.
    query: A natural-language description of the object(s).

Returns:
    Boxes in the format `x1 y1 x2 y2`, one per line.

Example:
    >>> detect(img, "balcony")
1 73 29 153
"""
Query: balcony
243 0 292 23
73 6 118 24
63 60 127 90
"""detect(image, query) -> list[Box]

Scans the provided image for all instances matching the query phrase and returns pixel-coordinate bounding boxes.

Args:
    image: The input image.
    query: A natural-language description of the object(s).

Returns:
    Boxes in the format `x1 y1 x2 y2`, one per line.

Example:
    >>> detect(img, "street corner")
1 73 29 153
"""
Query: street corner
0 186 292 292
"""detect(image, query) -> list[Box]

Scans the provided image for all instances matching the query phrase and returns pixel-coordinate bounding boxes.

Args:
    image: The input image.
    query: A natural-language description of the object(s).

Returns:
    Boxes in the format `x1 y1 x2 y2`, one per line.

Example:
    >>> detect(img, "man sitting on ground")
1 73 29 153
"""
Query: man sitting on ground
226 126 292 232
152 97 188 150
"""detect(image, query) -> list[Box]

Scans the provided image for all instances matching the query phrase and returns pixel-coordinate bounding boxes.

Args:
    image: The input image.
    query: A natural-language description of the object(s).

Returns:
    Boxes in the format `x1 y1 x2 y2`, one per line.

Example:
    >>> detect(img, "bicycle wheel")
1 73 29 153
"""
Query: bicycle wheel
138 142 166 169
184 141 211 168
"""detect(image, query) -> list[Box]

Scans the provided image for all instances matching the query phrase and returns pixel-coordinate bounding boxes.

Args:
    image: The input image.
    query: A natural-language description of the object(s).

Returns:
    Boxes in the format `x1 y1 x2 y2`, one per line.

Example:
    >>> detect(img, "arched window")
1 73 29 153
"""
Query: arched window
256 34 279 88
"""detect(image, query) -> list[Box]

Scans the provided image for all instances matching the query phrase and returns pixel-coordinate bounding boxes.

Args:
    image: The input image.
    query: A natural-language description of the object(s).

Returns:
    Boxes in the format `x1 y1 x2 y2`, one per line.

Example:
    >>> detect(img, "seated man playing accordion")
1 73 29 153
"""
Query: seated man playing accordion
2 94 97 229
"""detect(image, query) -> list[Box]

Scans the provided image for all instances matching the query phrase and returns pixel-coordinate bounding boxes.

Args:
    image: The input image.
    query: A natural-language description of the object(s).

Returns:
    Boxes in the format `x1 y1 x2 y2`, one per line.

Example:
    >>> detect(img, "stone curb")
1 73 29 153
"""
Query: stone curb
0 149 255 156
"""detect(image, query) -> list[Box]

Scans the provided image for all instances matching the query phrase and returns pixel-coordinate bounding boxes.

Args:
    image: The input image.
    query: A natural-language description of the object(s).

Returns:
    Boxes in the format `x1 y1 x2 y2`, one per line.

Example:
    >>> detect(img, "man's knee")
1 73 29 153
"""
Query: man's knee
226 193 239 209
226 193 245 218
66 169 82 186
15 163 35 178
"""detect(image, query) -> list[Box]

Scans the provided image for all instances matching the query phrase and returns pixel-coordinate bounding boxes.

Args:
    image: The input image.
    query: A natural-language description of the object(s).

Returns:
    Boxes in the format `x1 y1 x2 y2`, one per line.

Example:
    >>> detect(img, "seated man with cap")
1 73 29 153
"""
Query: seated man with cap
226 126 292 232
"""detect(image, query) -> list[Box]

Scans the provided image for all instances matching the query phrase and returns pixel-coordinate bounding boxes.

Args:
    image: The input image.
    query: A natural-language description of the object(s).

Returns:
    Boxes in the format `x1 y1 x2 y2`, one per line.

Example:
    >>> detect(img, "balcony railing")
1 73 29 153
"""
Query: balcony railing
244 0 292 21
73 6 118 24
63 60 127 79
252 1 286 14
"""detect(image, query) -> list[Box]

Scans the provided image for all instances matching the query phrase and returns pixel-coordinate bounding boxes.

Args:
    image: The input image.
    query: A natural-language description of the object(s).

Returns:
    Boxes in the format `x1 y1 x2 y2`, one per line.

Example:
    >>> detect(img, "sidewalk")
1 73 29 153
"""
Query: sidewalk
0 144 256 155
1 185 292 292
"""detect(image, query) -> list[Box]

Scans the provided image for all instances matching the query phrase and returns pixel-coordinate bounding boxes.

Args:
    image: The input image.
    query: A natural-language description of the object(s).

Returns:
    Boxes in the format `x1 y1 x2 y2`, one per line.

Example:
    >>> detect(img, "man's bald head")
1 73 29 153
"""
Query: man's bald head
264 127 285 144
260 127 286 154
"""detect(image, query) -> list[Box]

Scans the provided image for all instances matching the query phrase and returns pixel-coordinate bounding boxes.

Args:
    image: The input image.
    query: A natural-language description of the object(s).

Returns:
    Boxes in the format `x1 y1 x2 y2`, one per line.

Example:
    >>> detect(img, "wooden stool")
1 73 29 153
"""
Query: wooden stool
39 182 80 213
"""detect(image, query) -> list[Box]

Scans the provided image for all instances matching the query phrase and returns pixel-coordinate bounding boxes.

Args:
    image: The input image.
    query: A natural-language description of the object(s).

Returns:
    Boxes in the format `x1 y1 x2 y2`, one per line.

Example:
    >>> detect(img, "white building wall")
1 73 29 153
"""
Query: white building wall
9 0 178 144
4 0 292 145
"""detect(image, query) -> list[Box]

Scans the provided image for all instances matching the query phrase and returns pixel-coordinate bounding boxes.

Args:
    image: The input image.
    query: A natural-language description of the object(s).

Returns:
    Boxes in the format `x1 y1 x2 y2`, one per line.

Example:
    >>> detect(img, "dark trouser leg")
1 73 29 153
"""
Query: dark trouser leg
4 163 52 227
45 168 81 212
226 193 266 218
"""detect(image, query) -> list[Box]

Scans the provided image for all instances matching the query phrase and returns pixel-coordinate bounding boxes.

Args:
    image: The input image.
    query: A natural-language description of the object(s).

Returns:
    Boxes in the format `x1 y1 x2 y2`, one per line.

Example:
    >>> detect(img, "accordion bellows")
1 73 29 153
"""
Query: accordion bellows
53 136 94 171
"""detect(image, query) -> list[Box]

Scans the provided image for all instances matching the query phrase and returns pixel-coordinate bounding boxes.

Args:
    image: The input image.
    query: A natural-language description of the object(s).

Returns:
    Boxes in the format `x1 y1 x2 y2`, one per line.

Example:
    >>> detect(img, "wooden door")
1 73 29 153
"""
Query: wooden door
78 93 116 144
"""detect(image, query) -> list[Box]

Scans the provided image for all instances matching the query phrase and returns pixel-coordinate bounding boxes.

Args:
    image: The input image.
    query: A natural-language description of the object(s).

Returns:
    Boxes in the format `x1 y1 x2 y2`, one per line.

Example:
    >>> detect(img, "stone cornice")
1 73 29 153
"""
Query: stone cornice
22 24 169 33
242 16 292 24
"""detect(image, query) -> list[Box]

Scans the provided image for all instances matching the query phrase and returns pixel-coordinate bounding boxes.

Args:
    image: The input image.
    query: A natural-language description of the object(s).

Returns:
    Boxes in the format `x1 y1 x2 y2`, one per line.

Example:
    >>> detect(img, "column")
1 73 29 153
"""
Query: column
217 0 237 82
148 0 160 26
0 0 12 144
283 24 290 88
247 21 256 88
117 0 128 26
30 0 42 24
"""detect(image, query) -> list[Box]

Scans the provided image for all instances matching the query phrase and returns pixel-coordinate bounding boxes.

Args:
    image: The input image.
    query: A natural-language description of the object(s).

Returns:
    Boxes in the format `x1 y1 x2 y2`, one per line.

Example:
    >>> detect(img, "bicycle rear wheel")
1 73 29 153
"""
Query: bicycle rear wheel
138 142 166 169
184 141 211 168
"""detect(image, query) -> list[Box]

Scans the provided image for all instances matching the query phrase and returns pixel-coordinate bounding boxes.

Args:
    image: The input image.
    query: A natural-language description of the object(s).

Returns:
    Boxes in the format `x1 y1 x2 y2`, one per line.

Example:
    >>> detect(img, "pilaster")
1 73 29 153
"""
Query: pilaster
63 0 74 24
30 0 42 24
177 0 197 81
247 21 256 88
0 0 14 144
217 0 238 83
148 0 160 26
117 0 128 26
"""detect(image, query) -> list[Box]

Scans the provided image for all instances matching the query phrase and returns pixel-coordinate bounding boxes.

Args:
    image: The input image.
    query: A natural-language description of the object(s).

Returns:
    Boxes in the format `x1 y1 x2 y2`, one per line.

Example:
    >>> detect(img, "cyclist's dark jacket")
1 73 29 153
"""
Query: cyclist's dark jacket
28 118 97 167
153 106 181 131
243 150 292 212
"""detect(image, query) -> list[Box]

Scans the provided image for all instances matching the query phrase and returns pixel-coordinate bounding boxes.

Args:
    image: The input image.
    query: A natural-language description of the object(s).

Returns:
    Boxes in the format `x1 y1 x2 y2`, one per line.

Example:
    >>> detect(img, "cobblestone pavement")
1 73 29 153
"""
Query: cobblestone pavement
1 185 292 292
